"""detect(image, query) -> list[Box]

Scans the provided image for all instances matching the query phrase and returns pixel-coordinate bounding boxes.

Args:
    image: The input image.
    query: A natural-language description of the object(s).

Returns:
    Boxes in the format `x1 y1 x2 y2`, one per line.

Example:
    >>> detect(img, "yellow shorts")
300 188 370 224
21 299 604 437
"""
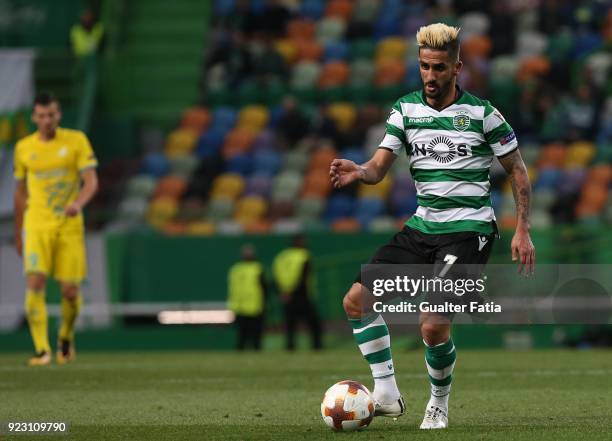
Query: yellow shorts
23 228 87 283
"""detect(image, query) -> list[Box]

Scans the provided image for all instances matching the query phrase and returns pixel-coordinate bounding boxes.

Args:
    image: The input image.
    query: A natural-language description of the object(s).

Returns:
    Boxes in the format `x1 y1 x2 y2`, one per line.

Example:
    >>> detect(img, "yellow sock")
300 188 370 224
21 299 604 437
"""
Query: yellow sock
59 294 82 342
25 289 51 353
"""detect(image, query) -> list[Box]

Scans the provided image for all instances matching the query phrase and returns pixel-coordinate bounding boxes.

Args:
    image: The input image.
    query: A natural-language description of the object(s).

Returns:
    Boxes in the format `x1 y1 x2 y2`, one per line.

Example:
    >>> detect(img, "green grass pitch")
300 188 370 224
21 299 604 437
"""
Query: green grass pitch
1 349 611 440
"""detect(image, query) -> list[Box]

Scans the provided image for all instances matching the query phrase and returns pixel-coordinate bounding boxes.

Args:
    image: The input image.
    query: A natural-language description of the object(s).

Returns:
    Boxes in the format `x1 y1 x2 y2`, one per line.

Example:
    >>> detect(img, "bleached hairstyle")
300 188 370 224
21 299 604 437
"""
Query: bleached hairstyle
416 23 461 61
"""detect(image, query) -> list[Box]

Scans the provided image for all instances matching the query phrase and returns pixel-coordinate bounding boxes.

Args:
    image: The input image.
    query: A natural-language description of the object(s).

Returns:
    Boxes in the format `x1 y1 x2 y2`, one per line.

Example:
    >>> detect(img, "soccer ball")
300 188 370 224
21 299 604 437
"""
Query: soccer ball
320 380 375 431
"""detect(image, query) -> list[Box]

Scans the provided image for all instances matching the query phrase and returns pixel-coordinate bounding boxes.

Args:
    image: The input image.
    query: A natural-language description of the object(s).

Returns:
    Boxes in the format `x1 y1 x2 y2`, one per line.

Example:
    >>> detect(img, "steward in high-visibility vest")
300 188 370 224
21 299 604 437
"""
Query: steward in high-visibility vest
272 235 322 350
70 10 104 57
227 244 267 350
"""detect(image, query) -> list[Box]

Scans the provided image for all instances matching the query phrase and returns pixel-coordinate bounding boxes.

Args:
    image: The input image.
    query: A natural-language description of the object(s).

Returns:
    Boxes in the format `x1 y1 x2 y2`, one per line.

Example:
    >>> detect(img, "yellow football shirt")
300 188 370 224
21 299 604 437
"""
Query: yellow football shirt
14 127 98 231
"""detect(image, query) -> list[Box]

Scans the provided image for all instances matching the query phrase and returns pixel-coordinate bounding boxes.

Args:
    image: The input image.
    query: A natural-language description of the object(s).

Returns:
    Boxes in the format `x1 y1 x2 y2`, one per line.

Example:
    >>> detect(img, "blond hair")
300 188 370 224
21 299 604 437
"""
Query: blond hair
416 23 461 60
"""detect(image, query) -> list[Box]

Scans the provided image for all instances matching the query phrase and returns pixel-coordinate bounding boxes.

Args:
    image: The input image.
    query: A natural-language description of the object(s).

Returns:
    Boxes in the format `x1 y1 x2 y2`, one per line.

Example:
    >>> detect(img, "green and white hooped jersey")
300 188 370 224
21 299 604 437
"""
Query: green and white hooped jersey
381 88 518 235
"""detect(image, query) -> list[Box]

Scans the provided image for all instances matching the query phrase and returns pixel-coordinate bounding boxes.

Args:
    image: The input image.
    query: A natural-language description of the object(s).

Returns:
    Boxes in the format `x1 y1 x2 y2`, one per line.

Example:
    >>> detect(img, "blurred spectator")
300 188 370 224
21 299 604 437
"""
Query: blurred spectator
251 35 289 84
561 84 598 141
227 244 268 351
273 235 322 351
277 96 310 146
206 30 253 88
70 9 104 57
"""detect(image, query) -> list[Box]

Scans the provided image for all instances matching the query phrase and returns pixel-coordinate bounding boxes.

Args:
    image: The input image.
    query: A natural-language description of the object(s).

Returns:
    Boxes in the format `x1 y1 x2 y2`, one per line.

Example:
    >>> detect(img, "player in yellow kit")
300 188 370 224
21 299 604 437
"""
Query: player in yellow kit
13 93 98 366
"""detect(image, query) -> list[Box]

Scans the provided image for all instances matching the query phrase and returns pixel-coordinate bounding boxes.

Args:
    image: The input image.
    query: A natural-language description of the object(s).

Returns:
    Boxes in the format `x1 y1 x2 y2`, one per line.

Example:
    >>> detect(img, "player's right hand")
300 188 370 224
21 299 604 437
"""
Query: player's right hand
330 159 363 188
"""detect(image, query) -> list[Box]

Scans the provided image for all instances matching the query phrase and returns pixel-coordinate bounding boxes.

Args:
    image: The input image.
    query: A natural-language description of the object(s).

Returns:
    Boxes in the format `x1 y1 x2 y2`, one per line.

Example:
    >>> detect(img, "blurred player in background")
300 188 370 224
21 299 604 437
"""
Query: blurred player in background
227 244 267 351
330 24 535 429
273 235 322 351
13 93 98 366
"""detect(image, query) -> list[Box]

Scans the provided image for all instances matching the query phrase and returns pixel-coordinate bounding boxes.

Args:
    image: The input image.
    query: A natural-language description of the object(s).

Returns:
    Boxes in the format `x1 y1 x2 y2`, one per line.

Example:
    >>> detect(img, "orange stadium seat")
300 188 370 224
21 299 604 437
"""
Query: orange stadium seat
302 170 333 197
331 217 361 232
516 56 551 82
295 39 323 61
325 0 353 20
154 175 187 199
461 35 492 60
180 107 211 133
318 61 350 87
287 19 315 41
537 142 567 168
222 127 257 158
309 146 337 171
374 60 406 86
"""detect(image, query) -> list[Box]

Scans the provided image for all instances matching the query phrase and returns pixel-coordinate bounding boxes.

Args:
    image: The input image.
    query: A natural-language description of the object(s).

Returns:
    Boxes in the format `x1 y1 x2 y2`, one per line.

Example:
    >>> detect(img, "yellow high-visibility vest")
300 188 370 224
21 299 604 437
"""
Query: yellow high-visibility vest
227 261 264 316
273 248 310 296
70 23 104 57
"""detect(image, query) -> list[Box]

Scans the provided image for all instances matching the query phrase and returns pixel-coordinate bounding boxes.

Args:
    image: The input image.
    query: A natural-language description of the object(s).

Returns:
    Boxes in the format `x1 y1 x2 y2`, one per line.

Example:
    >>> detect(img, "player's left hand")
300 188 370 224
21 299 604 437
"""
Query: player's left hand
511 229 535 276
64 201 82 217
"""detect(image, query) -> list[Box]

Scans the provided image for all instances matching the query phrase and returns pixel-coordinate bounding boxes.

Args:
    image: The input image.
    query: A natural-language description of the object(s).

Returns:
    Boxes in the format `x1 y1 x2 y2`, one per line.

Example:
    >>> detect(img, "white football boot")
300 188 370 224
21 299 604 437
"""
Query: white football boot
420 404 448 429
374 395 406 418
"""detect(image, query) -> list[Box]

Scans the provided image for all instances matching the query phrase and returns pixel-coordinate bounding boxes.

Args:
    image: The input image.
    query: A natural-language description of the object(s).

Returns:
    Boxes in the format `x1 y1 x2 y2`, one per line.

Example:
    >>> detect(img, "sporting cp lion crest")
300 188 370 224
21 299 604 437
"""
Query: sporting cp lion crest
452 113 470 131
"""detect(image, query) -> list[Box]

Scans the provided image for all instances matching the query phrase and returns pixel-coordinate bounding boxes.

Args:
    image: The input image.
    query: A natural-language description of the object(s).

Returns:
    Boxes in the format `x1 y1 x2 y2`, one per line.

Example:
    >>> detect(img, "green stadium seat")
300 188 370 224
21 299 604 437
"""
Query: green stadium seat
316 17 346 44
350 59 375 86
206 198 235 222
126 175 157 198
296 196 325 220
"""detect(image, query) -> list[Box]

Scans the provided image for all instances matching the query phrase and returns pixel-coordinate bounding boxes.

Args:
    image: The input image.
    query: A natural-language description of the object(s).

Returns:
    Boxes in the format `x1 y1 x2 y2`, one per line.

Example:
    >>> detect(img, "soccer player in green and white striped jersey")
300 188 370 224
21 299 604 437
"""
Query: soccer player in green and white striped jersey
330 23 535 429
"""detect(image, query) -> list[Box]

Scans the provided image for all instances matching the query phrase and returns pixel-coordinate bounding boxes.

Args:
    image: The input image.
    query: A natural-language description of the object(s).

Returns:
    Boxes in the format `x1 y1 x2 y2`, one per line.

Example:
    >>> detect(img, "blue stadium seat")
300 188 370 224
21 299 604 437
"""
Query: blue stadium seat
195 128 226 159
245 174 272 198
534 168 562 190
142 152 170 178
374 14 401 39
341 147 367 165
212 106 238 131
390 190 417 216
356 197 385 227
214 0 235 16
252 149 282 176
324 194 356 222
301 0 324 20
268 105 285 128
323 41 350 62
253 129 277 152
225 153 252 175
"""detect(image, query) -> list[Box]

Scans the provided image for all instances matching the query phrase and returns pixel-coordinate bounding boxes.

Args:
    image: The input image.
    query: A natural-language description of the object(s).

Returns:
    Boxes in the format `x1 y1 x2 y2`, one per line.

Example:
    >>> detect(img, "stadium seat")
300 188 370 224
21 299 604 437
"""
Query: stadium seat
291 61 321 89
461 35 492 60
534 168 562 190
237 105 270 131
225 153 252 175
296 196 325 220
283 149 310 172
300 0 325 20
271 171 303 202
368 216 397 232
252 129 277 152
126 174 157 198
212 106 238 131
180 107 211 134
349 39 376 60
252 149 282 176
210 173 245 200
142 152 170 178
222 127 257 159
558 168 587 194
214 0 235 16
324 194 355 222
330 217 361 232
327 103 356 132
287 19 316 41
323 41 349 62
376 37 407 63
356 197 385 227
154 176 187 199
164 128 198 157
341 147 366 165
358 174 392 198
275 39 298 65
195 128 226 159
147 196 179 227
353 0 380 22
538 143 567 168
350 59 375 85
565 141 595 167
325 0 353 20
118 196 148 220
169 154 199 179
318 61 350 87
316 17 347 44
295 39 323 61
309 147 338 171
206 198 235 222
245 175 273 198
234 196 268 224
187 221 216 235
374 14 401 39
374 59 406 86
302 170 332 197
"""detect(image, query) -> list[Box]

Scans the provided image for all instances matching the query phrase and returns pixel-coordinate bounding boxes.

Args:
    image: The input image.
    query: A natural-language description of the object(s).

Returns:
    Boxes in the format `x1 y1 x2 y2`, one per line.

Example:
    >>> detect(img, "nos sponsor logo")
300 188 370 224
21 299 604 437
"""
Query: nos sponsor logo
412 136 469 163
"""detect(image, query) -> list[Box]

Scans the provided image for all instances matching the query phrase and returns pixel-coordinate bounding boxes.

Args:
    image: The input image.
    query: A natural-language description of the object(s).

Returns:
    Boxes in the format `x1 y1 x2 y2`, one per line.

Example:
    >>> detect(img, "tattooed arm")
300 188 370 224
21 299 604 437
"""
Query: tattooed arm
498 149 535 275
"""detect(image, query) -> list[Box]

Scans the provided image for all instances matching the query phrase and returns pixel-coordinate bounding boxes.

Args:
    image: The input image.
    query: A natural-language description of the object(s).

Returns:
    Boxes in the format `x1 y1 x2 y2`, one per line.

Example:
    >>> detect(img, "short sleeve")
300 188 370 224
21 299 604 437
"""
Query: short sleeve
13 143 26 180
76 132 98 171
379 101 407 155
483 105 518 157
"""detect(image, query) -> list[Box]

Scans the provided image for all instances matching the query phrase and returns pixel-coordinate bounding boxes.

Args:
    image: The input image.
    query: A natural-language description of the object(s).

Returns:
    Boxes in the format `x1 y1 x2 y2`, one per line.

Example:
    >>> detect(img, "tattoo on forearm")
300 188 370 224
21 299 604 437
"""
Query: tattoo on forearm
500 151 531 227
